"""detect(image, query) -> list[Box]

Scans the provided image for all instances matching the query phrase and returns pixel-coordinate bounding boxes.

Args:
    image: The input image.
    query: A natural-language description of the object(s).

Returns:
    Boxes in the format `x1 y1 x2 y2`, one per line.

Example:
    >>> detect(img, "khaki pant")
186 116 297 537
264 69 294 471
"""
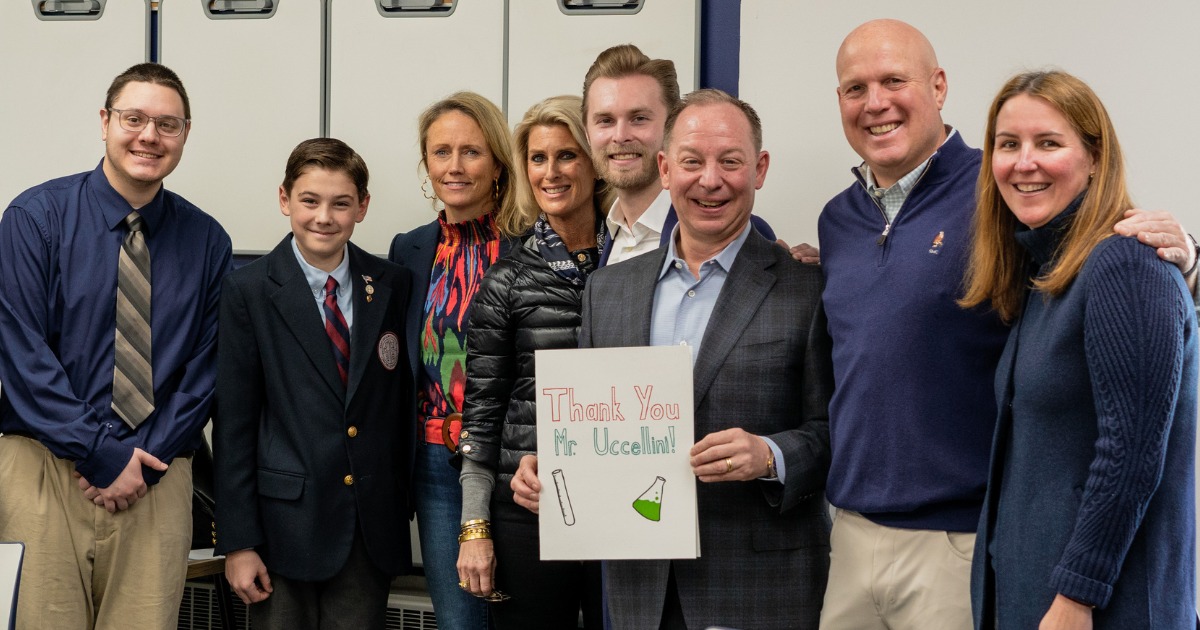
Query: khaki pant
819 509 975 630
0 435 192 630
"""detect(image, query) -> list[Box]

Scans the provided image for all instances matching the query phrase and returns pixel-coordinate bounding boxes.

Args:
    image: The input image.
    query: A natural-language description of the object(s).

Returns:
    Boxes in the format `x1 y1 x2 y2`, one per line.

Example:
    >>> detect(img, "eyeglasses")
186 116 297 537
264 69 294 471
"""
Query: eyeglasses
107 108 188 137
479 590 511 603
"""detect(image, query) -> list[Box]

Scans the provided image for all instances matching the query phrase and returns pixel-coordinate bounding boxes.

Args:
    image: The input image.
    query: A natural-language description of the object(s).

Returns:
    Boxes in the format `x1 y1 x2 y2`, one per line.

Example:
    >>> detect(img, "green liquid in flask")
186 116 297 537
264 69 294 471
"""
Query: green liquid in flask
632 476 667 521
632 498 661 521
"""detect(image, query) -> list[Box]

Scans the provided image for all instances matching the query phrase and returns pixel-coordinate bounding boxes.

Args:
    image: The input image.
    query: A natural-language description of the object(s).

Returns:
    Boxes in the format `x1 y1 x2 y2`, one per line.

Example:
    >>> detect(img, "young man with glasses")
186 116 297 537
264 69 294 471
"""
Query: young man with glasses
0 63 232 630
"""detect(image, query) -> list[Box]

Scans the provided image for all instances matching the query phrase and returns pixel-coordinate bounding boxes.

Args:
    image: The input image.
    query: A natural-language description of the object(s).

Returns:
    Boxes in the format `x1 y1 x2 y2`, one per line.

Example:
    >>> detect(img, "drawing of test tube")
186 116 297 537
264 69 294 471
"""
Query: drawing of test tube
552 469 575 526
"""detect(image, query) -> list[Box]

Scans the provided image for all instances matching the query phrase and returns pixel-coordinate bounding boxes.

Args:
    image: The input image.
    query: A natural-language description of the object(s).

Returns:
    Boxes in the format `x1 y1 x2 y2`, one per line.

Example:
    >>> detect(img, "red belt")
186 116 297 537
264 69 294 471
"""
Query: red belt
423 413 463 452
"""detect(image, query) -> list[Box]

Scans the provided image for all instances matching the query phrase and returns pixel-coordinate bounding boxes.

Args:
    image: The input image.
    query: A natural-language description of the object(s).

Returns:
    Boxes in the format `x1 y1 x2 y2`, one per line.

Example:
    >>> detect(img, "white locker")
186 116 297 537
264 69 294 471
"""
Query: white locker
159 0 323 253
0 1 148 208
327 0 506 254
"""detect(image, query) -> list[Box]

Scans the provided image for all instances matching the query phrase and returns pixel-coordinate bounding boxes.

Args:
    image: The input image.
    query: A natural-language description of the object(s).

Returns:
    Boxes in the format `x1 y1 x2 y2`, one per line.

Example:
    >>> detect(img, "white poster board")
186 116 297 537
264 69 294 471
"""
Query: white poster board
0 542 23 630
535 346 698 560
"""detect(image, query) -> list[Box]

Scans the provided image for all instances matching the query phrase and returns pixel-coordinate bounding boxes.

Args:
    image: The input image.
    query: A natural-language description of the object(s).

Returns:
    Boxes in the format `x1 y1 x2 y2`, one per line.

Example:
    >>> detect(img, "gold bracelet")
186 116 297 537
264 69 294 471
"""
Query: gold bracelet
459 529 492 544
459 519 491 544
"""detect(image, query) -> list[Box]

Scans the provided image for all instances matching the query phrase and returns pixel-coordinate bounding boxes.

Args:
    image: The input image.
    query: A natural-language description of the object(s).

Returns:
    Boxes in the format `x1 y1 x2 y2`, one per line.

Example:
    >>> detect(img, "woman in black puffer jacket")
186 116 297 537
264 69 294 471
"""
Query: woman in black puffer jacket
455 95 612 630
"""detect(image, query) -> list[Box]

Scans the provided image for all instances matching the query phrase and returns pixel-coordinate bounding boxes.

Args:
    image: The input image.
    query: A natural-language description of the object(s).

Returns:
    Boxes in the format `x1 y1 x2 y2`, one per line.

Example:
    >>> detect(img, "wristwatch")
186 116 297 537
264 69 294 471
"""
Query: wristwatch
764 451 779 480
1185 234 1200 277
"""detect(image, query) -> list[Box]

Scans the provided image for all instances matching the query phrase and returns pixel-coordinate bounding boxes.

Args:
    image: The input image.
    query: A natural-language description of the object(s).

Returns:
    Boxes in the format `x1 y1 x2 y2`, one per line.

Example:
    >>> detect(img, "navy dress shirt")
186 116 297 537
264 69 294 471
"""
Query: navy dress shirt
0 162 232 488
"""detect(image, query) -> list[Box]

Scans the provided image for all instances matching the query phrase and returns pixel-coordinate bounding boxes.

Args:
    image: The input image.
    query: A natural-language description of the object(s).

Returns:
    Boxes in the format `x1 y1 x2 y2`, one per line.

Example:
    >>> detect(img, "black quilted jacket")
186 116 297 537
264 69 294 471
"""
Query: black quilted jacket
458 233 588 506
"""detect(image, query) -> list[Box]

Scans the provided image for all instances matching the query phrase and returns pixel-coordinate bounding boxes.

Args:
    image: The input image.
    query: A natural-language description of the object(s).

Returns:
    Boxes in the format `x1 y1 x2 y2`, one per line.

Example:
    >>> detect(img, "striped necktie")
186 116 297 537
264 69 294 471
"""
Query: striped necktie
111 211 154 429
323 276 350 385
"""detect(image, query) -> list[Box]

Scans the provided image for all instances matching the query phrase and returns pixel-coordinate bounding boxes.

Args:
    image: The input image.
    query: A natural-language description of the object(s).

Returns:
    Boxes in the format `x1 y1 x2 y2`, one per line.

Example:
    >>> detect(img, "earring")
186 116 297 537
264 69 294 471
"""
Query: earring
492 179 500 201
421 176 437 201
1088 172 1095 181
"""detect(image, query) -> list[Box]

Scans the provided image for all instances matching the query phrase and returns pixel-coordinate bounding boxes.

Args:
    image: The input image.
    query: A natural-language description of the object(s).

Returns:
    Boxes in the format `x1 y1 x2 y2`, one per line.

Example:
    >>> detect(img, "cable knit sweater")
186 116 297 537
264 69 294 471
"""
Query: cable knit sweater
971 209 1198 629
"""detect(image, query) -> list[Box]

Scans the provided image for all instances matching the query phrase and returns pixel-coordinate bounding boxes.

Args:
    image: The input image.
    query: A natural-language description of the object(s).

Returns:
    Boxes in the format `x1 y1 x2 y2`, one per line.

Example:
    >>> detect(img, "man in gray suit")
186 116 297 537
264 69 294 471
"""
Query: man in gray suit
575 88 833 629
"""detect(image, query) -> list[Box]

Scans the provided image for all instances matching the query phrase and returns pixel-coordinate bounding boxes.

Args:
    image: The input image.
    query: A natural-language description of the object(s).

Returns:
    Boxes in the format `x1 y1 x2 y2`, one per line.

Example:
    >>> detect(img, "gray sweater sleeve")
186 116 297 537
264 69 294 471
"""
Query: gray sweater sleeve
460 457 496 523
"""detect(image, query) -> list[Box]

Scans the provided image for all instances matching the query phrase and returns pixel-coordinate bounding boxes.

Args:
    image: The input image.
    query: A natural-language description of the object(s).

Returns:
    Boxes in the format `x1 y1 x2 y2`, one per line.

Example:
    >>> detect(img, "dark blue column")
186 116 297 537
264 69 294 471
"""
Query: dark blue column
700 0 741 95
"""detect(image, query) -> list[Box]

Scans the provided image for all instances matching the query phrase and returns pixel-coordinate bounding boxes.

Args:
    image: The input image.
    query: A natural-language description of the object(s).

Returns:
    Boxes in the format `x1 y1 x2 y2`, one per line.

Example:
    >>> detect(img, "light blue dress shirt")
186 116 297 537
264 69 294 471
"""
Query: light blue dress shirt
649 222 786 482
291 237 354 331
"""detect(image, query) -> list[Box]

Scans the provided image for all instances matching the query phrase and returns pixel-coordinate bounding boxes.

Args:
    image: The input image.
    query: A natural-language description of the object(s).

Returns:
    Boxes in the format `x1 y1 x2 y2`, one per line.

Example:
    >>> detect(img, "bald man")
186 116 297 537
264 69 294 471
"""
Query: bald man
815 19 1198 630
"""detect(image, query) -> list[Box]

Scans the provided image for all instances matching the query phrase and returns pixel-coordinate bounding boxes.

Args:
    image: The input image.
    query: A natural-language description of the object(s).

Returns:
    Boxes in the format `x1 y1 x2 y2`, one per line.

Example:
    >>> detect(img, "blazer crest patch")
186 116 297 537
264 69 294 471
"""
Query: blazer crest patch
377 331 400 370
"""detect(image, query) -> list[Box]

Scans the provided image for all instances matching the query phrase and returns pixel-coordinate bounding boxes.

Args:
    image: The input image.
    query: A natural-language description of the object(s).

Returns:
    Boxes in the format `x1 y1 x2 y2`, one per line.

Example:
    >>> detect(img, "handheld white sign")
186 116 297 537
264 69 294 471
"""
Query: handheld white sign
535 345 698 560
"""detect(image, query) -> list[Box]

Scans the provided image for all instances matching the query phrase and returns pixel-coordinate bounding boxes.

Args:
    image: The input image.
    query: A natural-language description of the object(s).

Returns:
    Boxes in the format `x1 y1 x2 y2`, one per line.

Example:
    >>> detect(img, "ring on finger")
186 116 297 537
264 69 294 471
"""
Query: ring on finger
458 579 470 590
725 457 733 473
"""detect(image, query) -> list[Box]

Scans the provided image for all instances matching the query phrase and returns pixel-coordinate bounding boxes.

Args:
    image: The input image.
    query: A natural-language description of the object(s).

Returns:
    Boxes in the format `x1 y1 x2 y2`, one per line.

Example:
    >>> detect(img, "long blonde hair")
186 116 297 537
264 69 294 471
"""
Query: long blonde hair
416 91 524 237
511 95 613 225
959 70 1131 322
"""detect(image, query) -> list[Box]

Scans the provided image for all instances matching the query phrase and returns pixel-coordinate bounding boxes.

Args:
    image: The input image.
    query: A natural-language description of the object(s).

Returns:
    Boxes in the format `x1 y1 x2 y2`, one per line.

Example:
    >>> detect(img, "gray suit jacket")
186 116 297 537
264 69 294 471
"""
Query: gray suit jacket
579 231 833 629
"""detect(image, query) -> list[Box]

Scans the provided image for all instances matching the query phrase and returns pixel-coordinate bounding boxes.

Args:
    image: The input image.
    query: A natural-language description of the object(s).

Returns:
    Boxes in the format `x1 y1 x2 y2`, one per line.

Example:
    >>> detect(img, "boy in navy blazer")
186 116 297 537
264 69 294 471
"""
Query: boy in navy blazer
214 138 413 630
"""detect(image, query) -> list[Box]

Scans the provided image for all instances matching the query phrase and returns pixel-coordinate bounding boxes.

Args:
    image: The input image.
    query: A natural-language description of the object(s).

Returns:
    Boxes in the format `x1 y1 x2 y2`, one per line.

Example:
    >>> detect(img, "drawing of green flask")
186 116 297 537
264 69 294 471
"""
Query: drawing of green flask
632 476 666 522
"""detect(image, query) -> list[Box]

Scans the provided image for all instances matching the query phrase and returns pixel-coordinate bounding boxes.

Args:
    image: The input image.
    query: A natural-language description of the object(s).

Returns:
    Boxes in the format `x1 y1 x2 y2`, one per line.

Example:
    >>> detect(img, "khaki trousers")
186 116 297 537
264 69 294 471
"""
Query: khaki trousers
0 435 192 630
819 509 974 630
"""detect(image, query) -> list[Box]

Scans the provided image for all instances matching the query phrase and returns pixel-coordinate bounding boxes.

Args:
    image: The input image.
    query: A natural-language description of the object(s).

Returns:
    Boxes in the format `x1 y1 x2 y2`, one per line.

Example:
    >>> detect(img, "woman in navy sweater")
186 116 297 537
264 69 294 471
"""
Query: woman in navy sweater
960 70 1198 629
